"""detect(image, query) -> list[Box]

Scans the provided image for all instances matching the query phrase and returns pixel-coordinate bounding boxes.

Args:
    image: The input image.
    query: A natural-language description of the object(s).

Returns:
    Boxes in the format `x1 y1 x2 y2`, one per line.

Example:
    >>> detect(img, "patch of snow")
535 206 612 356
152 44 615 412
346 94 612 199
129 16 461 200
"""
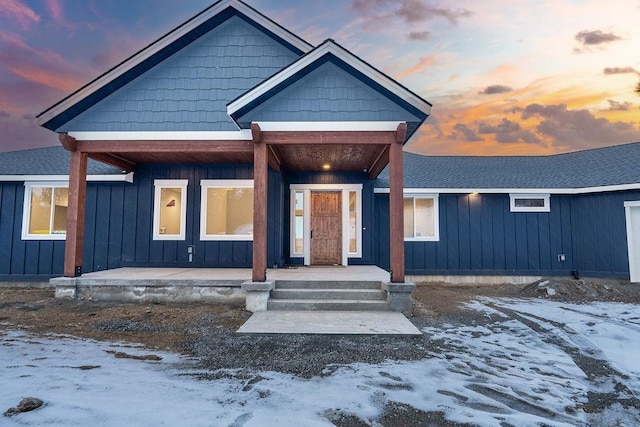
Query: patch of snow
2 300 640 426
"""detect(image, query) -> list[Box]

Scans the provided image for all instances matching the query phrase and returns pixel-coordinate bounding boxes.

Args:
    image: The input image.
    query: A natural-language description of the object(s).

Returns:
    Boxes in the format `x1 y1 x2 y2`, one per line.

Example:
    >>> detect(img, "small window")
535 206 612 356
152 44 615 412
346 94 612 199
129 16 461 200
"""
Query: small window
153 179 188 240
22 183 68 240
510 194 550 212
200 180 253 241
403 195 439 241
292 190 304 254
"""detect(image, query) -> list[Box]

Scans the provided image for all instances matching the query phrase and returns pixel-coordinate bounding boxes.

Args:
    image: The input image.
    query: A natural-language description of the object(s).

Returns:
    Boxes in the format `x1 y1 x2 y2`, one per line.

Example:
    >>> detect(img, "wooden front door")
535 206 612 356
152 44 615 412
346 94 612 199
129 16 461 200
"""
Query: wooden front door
311 191 342 265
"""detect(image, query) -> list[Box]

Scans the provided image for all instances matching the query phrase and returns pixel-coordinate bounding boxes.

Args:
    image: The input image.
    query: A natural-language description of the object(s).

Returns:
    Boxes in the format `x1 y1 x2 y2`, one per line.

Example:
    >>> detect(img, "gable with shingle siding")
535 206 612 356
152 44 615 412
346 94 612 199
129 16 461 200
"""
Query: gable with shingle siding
58 15 300 133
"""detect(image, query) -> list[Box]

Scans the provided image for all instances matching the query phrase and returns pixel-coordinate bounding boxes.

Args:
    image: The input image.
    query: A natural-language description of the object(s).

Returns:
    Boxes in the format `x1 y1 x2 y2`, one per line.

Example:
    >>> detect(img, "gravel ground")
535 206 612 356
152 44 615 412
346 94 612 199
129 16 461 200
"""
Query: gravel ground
2 277 639 425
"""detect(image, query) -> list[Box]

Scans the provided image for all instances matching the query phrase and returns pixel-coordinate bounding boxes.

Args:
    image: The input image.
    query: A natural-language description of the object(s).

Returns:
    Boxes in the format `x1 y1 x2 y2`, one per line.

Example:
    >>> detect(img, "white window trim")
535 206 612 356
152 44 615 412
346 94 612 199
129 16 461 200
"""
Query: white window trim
289 184 363 265
404 194 440 242
21 182 68 240
153 179 188 241
510 193 550 212
200 179 254 241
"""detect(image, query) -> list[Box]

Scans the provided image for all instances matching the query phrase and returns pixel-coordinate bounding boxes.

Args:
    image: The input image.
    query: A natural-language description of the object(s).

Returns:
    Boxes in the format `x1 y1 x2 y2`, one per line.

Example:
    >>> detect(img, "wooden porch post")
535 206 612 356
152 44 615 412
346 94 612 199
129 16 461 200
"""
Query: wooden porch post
389 123 407 283
64 148 88 277
252 124 268 282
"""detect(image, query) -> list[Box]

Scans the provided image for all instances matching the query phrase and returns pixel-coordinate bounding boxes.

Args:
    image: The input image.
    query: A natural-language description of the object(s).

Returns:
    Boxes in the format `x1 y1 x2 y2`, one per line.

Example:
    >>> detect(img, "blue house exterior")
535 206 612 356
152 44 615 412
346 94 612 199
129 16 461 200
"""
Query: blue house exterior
1 0 639 284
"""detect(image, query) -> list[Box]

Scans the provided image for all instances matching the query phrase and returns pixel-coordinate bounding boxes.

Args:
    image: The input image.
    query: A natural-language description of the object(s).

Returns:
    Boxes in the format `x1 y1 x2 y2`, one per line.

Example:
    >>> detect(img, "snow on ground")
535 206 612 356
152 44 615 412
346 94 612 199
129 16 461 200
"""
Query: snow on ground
2 300 640 426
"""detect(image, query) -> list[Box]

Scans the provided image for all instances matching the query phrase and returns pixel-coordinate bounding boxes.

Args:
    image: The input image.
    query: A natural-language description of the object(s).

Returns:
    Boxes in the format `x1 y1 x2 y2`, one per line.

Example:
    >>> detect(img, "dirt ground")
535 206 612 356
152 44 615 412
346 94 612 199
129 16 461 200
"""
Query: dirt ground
1 277 639 356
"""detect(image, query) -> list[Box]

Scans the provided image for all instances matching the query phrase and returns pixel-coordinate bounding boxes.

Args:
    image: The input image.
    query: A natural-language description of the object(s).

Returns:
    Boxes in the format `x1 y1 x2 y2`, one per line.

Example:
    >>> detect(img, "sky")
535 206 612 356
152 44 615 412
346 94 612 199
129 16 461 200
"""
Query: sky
2 299 640 425
0 0 639 156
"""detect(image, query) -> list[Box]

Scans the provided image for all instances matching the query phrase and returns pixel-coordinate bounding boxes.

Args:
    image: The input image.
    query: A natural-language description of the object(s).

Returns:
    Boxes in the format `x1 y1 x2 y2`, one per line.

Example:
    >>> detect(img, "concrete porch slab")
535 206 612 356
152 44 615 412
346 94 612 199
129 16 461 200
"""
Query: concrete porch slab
236 311 422 336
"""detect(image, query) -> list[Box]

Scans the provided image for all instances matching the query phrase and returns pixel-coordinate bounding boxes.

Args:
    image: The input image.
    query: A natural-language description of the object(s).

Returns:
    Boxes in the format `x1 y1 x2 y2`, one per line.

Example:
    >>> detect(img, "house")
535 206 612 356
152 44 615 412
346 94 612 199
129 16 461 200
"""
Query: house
1 0 639 289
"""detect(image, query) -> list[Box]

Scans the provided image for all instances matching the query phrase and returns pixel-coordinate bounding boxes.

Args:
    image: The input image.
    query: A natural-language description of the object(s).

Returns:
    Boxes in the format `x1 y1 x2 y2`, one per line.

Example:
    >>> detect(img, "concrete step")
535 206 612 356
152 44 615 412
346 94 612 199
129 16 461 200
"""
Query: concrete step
267 299 390 311
271 288 387 301
274 280 382 290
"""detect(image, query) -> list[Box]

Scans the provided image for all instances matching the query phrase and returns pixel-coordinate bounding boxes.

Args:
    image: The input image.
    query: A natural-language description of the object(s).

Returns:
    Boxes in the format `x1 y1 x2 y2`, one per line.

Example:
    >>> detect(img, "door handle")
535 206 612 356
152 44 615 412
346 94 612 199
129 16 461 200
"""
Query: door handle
310 230 313 239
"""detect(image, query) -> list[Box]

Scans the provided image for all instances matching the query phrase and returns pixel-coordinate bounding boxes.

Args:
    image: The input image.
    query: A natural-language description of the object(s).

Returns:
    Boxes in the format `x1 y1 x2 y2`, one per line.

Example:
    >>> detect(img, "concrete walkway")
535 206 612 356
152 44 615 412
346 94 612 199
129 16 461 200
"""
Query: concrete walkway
237 311 422 335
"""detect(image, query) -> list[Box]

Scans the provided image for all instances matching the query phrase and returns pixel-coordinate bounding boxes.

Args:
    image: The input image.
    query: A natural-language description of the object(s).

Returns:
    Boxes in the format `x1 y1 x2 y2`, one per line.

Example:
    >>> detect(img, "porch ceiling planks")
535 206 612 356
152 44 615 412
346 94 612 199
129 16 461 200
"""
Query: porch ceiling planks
276 144 384 172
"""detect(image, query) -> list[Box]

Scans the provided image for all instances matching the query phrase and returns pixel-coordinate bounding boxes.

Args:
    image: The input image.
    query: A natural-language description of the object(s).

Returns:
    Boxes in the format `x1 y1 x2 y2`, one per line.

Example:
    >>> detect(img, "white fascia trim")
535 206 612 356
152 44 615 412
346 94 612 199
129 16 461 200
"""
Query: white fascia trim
68 130 252 141
254 121 403 132
374 183 640 195
625 201 640 208
37 0 312 126
228 41 432 117
2 173 134 183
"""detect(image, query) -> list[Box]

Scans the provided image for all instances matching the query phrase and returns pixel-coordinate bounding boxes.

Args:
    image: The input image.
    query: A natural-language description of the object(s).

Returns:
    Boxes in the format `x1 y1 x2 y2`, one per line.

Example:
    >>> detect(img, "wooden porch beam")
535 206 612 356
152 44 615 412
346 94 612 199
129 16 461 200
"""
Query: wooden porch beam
261 131 396 145
252 124 268 282
389 123 407 283
267 145 281 172
59 133 77 151
64 150 88 277
76 139 253 153
367 146 389 179
88 153 136 172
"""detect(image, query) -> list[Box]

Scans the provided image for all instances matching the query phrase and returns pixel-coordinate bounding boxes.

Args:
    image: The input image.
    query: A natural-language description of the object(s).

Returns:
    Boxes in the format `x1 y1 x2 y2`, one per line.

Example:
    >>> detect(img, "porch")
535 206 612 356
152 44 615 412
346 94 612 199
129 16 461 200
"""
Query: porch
50 266 413 312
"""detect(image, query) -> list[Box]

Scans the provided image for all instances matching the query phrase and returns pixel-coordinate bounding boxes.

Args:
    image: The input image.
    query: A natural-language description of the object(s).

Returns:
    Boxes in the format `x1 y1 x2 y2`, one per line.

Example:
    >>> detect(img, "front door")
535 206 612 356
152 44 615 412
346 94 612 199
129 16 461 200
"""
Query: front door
310 191 342 265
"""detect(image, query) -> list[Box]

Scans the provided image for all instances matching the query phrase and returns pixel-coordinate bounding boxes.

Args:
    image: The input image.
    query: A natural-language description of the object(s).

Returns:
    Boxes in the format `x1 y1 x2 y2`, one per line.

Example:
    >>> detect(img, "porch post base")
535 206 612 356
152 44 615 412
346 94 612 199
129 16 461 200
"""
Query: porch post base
51 277 78 299
383 282 415 316
241 280 274 312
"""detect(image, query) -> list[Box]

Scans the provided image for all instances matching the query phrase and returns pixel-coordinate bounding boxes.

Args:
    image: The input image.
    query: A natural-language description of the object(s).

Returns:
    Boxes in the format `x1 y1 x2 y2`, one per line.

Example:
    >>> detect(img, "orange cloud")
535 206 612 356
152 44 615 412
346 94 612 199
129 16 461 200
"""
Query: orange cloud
0 0 40 28
7 66 79 92
396 54 438 79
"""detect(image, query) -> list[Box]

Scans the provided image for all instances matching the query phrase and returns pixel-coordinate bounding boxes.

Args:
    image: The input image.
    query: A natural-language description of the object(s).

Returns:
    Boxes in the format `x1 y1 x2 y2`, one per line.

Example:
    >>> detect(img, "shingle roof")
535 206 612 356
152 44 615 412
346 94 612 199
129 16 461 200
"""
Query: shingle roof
0 146 122 176
376 142 640 190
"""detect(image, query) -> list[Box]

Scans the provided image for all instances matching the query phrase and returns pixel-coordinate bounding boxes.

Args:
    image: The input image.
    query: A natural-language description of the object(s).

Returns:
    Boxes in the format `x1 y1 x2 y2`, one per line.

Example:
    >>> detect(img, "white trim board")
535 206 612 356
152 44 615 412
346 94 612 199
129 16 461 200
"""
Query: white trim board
37 0 313 127
228 40 432 117
254 121 403 132
374 183 640 195
1 173 134 183
68 131 252 141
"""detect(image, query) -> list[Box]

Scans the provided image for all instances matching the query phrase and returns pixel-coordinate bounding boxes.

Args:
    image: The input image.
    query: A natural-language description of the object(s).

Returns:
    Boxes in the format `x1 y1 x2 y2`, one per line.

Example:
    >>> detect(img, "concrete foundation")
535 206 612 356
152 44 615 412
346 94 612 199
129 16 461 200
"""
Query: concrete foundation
407 275 543 286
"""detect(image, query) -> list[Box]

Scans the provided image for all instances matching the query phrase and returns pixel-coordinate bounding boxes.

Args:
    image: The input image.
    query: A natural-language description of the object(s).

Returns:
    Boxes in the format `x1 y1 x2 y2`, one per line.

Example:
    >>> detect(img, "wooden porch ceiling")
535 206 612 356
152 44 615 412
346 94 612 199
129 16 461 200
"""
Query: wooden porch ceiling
60 126 403 178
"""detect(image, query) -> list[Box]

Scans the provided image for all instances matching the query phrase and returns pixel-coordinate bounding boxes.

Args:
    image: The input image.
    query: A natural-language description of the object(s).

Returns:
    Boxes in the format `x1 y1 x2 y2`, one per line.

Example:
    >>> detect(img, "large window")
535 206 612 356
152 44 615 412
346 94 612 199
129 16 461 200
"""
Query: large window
22 183 68 240
404 195 439 241
153 179 188 240
200 180 253 241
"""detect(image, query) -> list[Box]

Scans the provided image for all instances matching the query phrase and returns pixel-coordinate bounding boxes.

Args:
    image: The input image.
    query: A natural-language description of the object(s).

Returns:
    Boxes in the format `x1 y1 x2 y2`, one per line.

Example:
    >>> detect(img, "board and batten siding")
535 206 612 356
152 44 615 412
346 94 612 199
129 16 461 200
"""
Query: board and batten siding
375 192 636 279
0 181 126 281
120 163 283 269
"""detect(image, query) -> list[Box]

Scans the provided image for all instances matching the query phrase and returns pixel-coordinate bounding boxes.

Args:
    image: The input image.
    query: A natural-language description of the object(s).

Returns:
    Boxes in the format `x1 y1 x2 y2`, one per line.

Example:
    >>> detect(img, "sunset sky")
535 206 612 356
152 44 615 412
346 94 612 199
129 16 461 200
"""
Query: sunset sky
0 0 639 155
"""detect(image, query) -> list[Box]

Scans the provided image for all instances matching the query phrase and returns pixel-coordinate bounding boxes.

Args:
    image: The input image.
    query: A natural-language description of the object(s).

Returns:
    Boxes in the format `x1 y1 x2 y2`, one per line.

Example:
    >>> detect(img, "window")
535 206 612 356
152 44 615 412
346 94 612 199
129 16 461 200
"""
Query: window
200 180 253 241
510 194 550 212
153 179 188 240
347 190 361 255
292 190 304 254
403 195 439 241
22 183 68 240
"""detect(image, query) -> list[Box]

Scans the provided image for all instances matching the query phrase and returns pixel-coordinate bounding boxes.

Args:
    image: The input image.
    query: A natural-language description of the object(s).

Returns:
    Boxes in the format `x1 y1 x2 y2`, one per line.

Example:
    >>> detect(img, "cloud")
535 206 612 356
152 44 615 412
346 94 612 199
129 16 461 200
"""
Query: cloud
477 118 542 144
0 110 10 118
573 30 622 53
0 0 40 29
396 54 437 78
408 31 430 41
575 30 621 45
603 67 638 75
603 99 632 111
451 123 482 141
350 0 472 26
514 103 640 149
478 85 513 95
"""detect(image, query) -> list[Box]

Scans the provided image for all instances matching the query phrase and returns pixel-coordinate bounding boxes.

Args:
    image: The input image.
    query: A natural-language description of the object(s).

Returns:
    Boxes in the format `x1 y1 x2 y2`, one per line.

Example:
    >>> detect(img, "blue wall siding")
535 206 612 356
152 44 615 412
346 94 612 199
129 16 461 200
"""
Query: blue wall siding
374 192 632 277
0 182 125 281
283 171 375 265
119 163 283 268
238 61 421 125
59 16 299 132
571 191 640 278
